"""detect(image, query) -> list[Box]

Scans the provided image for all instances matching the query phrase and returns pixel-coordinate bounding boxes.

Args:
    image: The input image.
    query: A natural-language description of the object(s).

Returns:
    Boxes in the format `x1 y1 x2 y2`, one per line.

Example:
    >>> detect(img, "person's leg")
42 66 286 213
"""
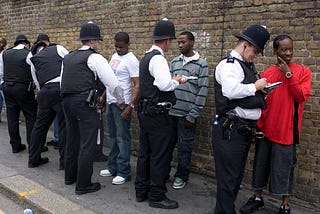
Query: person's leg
2 84 23 151
173 116 196 187
105 104 118 175
53 115 59 142
135 113 151 201
240 137 272 213
28 89 55 165
62 96 80 184
113 104 132 181
0 90 3 122
212 119 251 214
76 99 100 188
269 143 296 213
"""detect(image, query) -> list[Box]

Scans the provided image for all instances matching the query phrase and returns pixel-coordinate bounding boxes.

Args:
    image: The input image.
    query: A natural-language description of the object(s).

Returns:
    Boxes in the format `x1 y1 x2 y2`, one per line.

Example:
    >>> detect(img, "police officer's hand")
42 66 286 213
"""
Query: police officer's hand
254 78 267 91
173 75 187 84
185 120 194 129
121 106 132 120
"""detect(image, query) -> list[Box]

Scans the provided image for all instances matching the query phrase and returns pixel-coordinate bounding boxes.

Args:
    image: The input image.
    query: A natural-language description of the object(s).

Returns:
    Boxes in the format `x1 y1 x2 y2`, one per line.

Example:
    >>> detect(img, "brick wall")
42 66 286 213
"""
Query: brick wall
0 0 319 203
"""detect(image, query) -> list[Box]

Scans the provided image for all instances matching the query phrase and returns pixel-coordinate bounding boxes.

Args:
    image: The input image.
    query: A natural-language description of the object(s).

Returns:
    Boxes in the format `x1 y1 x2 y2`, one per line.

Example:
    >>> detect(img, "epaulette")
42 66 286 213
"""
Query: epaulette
226 55 234 63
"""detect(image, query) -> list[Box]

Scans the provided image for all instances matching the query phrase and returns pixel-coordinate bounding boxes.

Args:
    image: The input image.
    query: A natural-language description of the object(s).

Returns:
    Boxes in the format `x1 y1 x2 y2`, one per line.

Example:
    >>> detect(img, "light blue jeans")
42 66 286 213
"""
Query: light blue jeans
106 103 132 180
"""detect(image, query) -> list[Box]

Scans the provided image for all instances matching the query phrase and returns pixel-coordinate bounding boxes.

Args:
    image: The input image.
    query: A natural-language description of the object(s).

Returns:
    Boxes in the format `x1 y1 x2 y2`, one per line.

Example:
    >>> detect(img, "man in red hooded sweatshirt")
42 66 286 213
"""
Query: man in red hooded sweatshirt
240 34 312 214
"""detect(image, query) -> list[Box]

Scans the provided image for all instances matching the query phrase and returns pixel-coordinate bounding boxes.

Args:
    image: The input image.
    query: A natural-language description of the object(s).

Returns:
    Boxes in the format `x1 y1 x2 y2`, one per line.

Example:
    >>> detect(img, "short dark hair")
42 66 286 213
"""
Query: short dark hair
114 32 129 43
180 31 194 41
273 34 293 49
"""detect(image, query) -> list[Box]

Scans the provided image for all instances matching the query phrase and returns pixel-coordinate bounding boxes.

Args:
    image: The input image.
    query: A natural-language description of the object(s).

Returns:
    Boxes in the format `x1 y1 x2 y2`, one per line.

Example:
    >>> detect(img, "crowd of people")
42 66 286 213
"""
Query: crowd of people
0 18 311 214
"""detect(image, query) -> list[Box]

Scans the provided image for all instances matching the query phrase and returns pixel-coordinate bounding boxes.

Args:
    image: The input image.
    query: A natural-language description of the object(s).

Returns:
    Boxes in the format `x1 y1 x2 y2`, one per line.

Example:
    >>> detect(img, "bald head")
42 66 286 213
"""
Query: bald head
0 37 7 51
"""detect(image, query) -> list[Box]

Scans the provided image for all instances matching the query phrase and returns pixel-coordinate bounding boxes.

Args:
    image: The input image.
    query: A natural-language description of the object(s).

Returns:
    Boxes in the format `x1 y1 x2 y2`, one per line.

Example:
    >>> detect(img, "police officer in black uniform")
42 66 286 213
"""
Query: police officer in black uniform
212 25 270 213
0 35 37 153
28 35 69 169
61 21 124 195
134 18 186 209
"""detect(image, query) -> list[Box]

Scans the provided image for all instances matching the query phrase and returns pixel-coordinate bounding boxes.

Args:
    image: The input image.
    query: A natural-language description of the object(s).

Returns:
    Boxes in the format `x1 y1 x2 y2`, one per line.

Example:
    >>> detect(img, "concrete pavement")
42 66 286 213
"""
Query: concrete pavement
0 118 319 214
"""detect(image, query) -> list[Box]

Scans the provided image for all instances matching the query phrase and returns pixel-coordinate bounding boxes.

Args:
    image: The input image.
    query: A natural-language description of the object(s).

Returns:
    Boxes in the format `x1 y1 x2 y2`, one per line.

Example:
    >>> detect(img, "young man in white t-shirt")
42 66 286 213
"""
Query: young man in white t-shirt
100 32 139 185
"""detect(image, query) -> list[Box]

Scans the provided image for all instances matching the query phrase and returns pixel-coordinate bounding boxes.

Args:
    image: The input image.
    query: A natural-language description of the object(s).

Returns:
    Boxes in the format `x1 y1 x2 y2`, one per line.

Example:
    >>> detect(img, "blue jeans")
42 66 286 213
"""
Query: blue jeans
173 116 196 181
106 103 132 180
53 115 59 142
0 90 4 121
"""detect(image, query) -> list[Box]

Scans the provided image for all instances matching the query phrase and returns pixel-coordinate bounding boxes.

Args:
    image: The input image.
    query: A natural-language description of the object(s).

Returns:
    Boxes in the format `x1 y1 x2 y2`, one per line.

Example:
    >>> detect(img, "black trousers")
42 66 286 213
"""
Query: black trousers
135 112 175 202
62 95 100 188
28 83 66 167
2 82 37 150
212 119 252 214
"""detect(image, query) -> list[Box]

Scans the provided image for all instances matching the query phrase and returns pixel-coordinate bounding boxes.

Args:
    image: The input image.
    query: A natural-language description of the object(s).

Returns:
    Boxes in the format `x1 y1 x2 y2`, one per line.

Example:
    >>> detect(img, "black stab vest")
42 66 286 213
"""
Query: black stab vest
60 49 96 94
138 49 176 105
30 44 62 88
3 48 32 83
214 56 266 115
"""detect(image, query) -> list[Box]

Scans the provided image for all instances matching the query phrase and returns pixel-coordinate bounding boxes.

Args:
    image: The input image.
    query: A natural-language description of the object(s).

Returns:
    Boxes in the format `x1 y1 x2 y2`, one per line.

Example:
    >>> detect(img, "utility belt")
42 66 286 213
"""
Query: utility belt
4 81 34 92
137 98 173 116
62 89 99 108
220 111 256 142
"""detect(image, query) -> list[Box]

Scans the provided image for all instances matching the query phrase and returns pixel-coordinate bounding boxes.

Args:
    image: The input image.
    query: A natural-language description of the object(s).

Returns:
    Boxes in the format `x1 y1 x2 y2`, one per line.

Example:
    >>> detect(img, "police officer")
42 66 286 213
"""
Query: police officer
61 21 124 195
135 18 186 209
28 34 69 169
0 35 37 153
212 25 270 213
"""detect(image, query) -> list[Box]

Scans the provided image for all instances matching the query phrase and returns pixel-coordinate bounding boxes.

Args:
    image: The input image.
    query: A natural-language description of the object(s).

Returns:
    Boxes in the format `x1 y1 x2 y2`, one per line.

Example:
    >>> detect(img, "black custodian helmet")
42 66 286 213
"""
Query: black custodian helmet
234 24 270 55
14 34 30 46
78 21 103 41
151 18 176 41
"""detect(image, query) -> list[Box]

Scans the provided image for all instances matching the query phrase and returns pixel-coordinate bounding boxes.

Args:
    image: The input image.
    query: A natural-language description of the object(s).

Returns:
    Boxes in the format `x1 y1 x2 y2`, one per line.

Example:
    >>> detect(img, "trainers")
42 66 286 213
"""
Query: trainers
112 176 126 185
172 177 186 189
240 195 265 214
99 169 113 177
279 204 290 214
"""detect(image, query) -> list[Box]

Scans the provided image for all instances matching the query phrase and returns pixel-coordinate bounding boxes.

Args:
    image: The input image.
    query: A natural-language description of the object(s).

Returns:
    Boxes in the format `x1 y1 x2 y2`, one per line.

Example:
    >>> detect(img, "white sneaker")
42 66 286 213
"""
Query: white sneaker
100 169 112 177
112 176 126 185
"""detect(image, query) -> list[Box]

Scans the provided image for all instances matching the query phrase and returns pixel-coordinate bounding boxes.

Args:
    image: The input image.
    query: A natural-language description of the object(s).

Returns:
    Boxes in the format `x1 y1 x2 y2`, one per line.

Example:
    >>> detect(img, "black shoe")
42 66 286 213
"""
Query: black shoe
93 154 108 162
136 195 148 202
75 182 101 195
279 204 290 214
12 144 26 153
149 197 179 209
41 146 49 152
46 140 57 146
240 195 265 214
28 157 49 168
65 180 76 185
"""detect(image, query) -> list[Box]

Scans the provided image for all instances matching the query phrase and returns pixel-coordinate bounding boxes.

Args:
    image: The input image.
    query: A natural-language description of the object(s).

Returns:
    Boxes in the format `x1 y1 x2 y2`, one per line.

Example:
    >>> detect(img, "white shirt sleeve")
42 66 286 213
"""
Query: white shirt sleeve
56 45 69 57
87 53 124 103
30 61 40 90
149 54 179 91
215 59 256 99
128 53 139 78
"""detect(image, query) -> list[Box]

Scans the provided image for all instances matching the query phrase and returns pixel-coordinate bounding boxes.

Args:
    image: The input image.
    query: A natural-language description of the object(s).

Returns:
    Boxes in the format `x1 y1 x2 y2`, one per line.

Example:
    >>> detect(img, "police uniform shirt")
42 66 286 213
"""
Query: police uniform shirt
60 45 124 103
215 50 261 120
29 45 69 90
147 45 179 91
0 44 32 81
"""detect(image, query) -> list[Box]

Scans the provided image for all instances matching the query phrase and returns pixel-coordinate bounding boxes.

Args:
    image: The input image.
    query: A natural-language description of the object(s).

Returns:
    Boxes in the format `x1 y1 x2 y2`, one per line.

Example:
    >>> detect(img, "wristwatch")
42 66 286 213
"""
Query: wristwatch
130 103 135 109
285 71 293 78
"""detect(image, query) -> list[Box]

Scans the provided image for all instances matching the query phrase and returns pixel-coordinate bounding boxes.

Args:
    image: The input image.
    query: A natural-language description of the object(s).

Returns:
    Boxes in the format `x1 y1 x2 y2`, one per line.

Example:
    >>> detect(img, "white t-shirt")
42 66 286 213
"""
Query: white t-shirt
107 52 139 104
